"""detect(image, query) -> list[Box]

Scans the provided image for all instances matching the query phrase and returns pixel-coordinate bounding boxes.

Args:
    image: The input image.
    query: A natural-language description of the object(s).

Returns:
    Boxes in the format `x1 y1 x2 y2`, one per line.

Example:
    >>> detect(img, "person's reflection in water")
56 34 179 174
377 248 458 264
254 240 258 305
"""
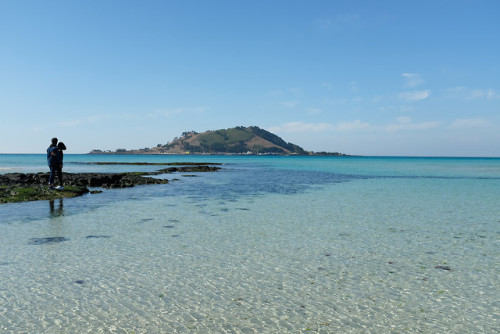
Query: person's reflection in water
49 199 64 217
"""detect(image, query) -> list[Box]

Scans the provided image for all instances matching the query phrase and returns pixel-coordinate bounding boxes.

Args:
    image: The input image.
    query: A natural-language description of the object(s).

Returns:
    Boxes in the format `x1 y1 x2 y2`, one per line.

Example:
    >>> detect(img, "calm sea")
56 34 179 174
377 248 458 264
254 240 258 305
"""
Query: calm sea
1 154 499 333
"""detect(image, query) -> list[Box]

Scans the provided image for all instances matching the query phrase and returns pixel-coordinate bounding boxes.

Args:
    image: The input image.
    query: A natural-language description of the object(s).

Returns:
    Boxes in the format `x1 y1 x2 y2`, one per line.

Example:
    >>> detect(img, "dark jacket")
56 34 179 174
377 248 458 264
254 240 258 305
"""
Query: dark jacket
47 145 55 161
47 147 62 167
56 149 63 166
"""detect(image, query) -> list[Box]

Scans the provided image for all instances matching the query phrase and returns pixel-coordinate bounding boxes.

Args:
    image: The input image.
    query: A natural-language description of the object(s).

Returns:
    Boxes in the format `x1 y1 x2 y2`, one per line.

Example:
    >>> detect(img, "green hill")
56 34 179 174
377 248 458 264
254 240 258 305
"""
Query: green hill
160 126 307 154
90 126 308 155
90 126 347 155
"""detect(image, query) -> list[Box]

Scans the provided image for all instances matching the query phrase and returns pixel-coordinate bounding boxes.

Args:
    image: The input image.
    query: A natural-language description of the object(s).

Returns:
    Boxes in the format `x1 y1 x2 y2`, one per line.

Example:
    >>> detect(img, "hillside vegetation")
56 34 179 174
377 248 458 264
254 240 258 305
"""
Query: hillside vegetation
160 126 306 154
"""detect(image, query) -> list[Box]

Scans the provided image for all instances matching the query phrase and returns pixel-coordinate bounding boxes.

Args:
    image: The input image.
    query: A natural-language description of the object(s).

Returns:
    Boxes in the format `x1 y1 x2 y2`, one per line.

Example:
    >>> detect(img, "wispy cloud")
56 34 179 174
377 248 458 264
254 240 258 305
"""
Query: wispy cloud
469 89 499 99
402 73 425 87
398 90 430 102
269 120 370 133
449 118 491 129
445 87 499 100
336 120 370 131
385 117 440 131
271 117 441 134
269 122 334 133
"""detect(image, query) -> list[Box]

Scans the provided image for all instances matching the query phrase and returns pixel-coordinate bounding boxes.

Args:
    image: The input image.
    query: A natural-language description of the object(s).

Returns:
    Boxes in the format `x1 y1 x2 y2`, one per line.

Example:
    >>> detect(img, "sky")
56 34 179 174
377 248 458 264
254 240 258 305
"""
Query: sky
1 0 499 156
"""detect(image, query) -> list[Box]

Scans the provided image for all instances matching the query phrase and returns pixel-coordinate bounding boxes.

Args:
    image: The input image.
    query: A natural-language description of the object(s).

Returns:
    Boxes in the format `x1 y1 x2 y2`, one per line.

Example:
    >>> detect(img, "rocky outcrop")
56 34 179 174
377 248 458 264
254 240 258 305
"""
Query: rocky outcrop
0 172 167 189
0 163 221 203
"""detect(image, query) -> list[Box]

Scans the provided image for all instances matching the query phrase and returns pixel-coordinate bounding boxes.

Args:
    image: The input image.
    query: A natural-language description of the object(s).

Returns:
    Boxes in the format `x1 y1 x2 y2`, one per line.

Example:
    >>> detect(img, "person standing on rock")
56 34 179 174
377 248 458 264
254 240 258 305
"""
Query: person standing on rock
54 142 66 190
47 139 66 190
47 137 58 189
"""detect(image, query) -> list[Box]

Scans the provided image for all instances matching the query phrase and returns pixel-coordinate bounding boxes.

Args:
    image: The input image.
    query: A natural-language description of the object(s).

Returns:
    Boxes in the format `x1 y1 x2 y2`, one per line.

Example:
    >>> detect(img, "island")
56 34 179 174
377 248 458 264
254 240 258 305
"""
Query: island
90 126 347 156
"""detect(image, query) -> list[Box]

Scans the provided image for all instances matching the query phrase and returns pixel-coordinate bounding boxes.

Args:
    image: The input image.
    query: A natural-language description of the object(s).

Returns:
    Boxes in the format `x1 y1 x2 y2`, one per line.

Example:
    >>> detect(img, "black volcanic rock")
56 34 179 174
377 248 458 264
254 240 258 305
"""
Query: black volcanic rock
0 163 220 203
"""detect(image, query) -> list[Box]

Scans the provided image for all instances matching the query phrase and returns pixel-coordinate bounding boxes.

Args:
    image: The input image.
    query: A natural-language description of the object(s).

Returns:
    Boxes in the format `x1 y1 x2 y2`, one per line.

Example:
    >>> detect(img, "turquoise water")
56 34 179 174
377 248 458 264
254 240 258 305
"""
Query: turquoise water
0 155 499 333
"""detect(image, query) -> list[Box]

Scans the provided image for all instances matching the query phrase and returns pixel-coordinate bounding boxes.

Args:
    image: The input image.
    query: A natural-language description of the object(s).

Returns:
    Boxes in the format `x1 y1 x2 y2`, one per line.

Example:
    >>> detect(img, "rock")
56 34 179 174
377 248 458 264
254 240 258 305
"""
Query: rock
156 165 221 173
0 163 220 203
435 265 451 271
29 237 69 245
0 184 89 203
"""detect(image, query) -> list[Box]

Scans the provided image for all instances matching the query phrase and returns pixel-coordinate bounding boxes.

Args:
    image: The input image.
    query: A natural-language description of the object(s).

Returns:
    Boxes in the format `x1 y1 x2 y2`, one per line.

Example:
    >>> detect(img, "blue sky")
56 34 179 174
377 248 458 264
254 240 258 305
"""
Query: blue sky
1 0 499 156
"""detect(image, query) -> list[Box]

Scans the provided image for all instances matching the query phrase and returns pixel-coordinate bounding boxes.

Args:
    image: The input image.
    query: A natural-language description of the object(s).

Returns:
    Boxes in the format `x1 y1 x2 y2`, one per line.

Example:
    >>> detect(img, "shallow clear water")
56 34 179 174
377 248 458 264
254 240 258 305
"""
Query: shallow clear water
1 155 499 333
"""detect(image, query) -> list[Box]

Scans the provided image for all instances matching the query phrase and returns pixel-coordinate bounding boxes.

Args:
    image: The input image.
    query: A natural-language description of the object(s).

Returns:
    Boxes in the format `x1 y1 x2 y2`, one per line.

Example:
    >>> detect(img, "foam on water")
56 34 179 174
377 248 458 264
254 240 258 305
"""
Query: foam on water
0 155 499 332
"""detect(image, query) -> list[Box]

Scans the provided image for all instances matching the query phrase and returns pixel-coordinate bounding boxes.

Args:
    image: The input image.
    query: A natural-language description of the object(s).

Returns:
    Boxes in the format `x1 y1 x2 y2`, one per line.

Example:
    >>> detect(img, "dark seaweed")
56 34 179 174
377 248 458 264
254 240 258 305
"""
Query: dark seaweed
29 237 69 245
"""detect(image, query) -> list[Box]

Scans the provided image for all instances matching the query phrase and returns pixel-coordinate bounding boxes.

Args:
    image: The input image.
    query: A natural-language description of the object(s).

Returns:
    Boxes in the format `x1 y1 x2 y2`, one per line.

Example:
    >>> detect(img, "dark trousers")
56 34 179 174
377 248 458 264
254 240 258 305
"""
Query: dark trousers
49 165 63 186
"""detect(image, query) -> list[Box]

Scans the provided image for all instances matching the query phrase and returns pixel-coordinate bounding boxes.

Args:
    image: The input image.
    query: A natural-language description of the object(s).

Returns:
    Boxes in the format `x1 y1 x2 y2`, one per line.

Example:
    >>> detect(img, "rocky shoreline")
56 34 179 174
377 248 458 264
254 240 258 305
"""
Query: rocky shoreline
0 163 221 203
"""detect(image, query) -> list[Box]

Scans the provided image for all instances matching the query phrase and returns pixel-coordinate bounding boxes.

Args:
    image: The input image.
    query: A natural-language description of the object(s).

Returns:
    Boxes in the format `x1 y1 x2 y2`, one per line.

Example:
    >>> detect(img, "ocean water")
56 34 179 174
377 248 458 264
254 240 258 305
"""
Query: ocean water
0 154 499 333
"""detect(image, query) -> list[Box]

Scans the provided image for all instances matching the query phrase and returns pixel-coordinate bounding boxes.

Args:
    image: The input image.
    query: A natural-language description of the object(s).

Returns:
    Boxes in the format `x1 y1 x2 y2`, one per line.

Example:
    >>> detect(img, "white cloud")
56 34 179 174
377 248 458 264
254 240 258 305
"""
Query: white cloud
385 117 440 131
469 89 499 99
449 118 491 129
270 120 371 133
269 121 334 133
445 87 499 100
271 117 442 136
398 90 430 101
402 73 425 87
336 120 370 131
